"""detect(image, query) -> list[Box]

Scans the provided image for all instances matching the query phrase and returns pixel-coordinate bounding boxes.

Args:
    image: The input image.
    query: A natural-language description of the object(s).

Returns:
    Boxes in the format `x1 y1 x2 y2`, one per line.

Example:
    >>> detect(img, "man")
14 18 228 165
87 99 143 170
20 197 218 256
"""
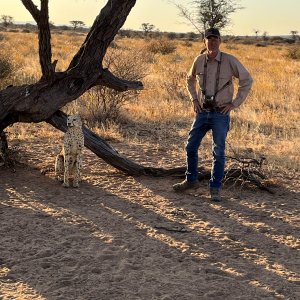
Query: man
173 28 253 201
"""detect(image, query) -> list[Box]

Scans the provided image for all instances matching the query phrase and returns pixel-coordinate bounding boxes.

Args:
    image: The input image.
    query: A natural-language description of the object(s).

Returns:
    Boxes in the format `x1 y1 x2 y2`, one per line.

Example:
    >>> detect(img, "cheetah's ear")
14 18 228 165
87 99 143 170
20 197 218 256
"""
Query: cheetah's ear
82 118 87 126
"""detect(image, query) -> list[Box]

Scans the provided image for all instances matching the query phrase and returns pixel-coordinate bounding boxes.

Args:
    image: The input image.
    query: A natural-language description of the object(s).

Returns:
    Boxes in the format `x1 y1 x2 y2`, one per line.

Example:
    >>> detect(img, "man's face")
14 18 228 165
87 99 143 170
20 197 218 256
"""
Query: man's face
204 36 221 53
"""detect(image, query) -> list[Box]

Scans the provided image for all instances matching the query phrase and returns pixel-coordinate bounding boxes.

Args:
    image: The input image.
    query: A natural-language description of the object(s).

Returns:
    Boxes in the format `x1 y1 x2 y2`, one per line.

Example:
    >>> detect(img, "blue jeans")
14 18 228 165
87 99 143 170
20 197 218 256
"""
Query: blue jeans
185 111 230 189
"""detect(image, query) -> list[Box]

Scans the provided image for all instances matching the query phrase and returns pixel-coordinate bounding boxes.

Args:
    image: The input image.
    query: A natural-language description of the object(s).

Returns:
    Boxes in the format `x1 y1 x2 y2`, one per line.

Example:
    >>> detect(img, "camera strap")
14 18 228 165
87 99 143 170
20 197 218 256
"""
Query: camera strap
214 79 232 98
202 52 225 98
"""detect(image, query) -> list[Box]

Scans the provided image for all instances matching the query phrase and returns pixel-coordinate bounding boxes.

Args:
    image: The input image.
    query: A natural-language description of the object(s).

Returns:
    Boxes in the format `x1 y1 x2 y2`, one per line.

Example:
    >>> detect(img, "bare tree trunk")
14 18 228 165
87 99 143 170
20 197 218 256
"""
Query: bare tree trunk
0 0 148 178
0 0 139 131
21 0 54 80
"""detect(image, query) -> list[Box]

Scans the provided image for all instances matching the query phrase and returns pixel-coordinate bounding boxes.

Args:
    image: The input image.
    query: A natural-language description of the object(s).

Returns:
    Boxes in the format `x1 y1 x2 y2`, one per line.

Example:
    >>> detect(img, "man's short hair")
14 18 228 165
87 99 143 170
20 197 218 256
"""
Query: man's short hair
204 28 221 39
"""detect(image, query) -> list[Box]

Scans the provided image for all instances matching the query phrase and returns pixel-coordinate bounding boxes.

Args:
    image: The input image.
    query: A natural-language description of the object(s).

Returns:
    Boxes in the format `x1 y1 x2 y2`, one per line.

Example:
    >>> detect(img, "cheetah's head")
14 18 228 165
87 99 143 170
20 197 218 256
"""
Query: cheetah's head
67 115 82 128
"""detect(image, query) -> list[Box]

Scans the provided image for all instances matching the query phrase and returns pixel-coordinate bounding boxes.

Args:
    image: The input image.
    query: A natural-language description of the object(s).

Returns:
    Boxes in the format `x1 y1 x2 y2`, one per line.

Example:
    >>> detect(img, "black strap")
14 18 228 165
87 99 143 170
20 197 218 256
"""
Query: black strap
214 80 232 98
202 52 222 97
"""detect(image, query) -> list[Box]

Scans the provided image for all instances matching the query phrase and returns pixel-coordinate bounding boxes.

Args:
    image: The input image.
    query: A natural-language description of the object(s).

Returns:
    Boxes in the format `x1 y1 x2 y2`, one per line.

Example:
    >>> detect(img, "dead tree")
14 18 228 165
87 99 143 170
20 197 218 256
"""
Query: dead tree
0 0 148 174
0 0 188 177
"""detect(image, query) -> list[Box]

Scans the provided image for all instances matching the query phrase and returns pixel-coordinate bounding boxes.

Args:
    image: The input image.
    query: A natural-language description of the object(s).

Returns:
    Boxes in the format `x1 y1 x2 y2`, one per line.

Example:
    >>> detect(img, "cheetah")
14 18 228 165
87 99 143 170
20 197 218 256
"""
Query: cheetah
55 115 84 188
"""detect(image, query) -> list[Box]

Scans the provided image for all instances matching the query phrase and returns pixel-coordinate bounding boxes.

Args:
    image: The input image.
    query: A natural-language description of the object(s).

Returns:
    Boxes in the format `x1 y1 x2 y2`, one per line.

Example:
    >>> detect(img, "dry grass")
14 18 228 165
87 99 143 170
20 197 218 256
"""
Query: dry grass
1 31 299 172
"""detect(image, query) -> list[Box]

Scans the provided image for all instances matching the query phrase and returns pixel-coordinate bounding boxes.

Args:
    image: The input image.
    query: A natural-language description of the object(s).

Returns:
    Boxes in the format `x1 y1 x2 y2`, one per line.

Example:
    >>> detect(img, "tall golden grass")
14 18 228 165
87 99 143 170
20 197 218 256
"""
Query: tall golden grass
1 31 299 172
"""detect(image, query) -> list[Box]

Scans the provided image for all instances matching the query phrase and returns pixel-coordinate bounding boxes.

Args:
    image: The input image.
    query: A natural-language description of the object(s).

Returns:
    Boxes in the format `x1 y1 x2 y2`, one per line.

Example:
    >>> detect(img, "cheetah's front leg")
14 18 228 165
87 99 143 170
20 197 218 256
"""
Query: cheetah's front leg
73 153 82 187
55 153 64 182
63 154 70 188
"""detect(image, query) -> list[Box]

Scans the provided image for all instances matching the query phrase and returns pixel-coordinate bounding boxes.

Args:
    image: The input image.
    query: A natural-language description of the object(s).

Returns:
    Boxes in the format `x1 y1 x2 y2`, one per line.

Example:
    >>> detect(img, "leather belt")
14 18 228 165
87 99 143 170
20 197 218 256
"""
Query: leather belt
201 106 223 113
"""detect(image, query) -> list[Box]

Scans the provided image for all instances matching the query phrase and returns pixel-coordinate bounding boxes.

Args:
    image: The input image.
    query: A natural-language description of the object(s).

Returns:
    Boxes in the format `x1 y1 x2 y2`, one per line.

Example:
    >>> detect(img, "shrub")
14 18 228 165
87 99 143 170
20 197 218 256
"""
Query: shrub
145 39 176 55
0 56 13 79
167 32 178 40
285 46 300 60
256 42 267 47
240 39 256 45
225 44 239 50
183 40 193 47
67 47 149 126
0 55 15 90
159 65 189 102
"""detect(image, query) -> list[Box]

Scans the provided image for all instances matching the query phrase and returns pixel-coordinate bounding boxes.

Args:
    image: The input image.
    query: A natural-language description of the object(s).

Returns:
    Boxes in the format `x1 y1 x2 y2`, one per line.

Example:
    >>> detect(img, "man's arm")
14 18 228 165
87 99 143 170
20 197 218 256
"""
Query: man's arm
187 57 203 113
230 56 253 108
186 57 199 102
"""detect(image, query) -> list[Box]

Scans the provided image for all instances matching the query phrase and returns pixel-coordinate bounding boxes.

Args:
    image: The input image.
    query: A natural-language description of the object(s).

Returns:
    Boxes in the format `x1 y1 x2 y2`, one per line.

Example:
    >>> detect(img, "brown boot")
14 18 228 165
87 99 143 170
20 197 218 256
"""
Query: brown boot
173 180 200 192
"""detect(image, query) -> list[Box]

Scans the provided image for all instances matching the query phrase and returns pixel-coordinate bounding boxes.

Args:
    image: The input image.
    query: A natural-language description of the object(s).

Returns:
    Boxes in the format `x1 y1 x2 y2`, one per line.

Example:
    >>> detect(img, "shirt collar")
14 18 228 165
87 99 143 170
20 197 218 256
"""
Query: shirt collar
215 51 222 61
206 51 221 62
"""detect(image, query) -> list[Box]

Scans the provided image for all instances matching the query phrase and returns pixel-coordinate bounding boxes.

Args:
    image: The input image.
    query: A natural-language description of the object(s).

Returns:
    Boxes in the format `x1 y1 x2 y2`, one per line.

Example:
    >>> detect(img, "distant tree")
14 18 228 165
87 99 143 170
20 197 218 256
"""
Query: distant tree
1 15 14 27
186 31 199 40
151 29 162 39
49 20 55 29
177 32 187 39
174 0 243 35
24 22 37 30
290 30 299 41
262 31 268 41
167 32 178 40
174 4 202 34
70 20 85 30
141 23 155 36
253 29 260 39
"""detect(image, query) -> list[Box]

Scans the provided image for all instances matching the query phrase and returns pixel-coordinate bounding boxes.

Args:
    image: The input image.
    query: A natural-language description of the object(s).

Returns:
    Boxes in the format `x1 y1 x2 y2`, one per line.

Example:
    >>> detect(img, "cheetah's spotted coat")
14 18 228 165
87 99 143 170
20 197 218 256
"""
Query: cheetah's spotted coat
55 115 84 187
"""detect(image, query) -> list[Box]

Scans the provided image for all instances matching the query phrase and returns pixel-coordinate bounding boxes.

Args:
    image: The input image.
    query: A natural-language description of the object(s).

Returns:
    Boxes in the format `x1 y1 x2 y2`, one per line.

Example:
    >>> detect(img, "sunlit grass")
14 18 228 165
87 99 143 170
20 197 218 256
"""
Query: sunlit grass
1 31 299 171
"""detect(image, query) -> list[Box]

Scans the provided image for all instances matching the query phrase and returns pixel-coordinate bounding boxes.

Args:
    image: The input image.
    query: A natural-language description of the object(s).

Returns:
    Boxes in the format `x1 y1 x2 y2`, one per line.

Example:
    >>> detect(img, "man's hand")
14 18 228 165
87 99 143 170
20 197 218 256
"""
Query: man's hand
193 99 201 113
219 103 235 114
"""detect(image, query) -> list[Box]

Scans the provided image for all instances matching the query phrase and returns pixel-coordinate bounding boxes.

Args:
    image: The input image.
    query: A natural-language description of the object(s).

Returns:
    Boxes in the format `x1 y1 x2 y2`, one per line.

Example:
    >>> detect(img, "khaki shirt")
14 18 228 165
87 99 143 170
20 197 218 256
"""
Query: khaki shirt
187 51 253 108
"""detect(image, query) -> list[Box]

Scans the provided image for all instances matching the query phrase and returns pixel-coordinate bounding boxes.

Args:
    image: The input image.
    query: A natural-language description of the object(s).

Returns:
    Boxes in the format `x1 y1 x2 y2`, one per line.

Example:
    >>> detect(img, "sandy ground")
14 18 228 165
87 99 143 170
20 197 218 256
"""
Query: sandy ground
0 125 299 300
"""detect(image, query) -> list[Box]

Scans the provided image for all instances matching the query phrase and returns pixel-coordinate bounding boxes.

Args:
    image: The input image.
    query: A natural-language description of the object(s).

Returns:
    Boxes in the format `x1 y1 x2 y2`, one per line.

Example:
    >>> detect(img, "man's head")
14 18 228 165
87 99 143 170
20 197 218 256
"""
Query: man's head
203 28 221 57
204 28 221 39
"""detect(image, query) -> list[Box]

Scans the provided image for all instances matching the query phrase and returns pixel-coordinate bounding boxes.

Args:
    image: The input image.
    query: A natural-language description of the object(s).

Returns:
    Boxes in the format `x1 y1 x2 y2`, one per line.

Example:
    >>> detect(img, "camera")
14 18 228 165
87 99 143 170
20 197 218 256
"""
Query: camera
202 95 216 109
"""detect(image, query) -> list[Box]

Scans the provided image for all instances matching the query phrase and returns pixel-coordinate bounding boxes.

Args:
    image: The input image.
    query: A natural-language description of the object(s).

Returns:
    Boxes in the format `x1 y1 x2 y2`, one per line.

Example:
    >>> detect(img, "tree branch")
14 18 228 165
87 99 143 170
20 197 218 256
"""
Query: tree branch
93 69 144 91
173 3 203 34
68 0 137 72
38 0 54 80
47 111 146 175
21 0 54 80
46 111 215 180
21 0 40 23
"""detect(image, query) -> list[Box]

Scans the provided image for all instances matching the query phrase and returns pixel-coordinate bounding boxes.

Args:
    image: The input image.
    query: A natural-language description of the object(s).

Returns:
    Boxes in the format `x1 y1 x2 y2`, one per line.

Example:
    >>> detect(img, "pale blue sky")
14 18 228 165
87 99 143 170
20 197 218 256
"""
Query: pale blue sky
0 0 299 36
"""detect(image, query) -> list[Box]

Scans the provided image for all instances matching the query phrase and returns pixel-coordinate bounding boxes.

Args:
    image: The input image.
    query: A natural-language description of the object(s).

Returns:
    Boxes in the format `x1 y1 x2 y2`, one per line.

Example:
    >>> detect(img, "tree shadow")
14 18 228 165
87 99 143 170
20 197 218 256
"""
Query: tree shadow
136 175 300 298
1 163 299 299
